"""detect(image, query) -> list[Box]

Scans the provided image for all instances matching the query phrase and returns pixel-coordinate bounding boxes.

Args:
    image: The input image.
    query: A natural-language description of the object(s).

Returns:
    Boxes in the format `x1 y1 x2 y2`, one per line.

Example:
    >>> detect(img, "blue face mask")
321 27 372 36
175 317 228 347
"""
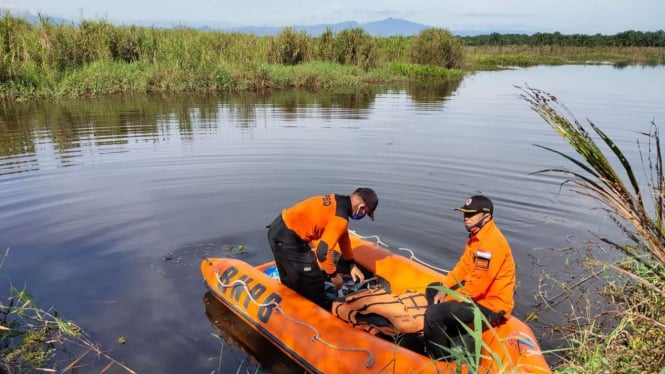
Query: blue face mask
351 213 366 220
351 205 366 220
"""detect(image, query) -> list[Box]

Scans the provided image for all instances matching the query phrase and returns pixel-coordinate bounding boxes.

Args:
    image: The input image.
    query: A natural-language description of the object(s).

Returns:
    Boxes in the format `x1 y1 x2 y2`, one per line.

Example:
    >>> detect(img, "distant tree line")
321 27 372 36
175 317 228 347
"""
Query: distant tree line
461 30 665 47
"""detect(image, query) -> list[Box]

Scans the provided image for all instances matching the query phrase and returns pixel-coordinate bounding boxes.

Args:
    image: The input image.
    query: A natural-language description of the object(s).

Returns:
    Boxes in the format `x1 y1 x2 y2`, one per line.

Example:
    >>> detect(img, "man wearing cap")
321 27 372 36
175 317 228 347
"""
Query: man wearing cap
267 187 378 309
423 194 515 359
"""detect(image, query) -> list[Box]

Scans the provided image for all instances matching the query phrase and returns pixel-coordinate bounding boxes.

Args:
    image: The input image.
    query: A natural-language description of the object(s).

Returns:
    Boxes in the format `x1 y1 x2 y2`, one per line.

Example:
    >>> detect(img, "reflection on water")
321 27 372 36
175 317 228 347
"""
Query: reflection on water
404 80 462 105
203 292 304 374
0 82 460 177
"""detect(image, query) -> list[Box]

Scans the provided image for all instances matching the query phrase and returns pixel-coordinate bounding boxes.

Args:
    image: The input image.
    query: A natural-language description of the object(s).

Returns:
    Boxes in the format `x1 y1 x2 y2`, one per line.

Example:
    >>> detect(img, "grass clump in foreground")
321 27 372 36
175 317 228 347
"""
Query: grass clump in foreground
422 285 543 374
519 86 665 373
0 249 135 373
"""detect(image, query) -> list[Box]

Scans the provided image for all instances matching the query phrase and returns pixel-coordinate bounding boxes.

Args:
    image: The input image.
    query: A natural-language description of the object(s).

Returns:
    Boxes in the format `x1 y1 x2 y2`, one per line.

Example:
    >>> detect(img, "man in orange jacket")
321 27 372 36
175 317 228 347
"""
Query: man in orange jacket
267 187 378 309
424 195 515 359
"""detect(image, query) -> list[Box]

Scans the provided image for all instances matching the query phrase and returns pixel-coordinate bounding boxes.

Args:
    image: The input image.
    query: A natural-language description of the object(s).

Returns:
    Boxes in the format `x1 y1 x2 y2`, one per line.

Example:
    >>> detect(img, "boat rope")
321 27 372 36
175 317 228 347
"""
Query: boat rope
396 248 449 274
349 230 449 274
348 230 389 247
214 272 376 368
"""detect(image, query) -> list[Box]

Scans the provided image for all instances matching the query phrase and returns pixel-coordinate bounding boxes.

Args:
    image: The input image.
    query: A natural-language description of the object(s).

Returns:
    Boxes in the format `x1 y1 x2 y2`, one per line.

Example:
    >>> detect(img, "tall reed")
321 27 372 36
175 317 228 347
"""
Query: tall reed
3 14 453 98
2 13 661 99
520 86 665 279
519 86 665 372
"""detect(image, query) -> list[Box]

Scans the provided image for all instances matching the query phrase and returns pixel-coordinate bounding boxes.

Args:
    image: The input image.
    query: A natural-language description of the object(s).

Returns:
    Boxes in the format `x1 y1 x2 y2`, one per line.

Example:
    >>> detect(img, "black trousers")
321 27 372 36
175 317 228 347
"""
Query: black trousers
423 282 496 359
267 214 328 309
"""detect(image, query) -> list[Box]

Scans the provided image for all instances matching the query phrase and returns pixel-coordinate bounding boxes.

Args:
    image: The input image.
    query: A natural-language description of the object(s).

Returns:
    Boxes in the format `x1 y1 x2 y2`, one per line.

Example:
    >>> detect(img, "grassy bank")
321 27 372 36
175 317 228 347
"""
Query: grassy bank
2 14 663 100
0 15 466 100
466 45 665 69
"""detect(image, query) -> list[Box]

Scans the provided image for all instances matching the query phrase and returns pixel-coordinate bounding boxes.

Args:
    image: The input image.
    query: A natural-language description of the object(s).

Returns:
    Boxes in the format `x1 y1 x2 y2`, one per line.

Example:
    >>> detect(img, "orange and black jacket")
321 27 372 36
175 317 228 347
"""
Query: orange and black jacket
443 219 515 317
281 194 354 275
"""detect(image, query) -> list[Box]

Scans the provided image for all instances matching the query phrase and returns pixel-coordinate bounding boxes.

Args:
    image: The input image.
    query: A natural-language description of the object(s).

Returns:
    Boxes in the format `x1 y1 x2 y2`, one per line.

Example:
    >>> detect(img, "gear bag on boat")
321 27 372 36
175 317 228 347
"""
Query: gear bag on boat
331 286 428 337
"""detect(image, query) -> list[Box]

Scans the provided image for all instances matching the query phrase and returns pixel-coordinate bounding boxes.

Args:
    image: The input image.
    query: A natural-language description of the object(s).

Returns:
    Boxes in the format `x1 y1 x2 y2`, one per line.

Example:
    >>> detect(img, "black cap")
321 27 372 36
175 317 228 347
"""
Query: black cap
455 195 493 215
354 187 378 221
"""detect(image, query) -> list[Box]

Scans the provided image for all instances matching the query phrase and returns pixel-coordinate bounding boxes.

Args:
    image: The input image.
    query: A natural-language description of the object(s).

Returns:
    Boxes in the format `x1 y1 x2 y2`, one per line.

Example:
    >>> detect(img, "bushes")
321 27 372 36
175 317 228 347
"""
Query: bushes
268 28 311 65
409 28 465 69
314 28 336 63
334 28 377 70
268 27 379 71
0 14 41 82
37 19 115 71
109 26 151 63
0 14 470 98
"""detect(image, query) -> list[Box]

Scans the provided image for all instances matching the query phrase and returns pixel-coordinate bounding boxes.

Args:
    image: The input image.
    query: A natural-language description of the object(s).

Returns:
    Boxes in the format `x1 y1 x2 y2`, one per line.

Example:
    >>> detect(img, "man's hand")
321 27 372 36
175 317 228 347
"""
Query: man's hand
330 273 344 290
433 290 447 304
349 264 365 283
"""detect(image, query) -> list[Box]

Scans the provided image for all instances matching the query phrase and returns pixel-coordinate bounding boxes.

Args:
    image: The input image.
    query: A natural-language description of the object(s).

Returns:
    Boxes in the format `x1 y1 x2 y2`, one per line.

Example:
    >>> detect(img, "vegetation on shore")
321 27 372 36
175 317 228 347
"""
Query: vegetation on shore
0 248 135 373
1 13 663 100
520 87 665 373
463 30 665 48
0 14 466 100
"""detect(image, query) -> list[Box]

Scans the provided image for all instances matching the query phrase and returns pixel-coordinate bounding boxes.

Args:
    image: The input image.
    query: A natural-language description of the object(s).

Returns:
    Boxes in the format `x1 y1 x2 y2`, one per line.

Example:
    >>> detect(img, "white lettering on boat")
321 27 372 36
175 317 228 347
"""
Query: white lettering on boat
217 265 282 323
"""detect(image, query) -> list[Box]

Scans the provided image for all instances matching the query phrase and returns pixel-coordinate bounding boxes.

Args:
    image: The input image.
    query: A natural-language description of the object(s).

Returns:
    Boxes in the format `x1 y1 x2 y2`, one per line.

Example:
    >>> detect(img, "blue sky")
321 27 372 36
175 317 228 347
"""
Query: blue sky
3 0 664 34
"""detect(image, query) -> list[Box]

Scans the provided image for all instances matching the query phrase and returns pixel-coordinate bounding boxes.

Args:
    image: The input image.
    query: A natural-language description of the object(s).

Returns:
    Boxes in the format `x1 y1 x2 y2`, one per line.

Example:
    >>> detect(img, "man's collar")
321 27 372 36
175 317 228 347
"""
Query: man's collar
467 218 495 243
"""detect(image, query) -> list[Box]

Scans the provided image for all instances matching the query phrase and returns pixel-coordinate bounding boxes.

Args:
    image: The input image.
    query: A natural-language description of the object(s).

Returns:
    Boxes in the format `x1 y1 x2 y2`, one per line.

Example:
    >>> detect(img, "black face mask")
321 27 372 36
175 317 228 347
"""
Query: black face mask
465 215 489 234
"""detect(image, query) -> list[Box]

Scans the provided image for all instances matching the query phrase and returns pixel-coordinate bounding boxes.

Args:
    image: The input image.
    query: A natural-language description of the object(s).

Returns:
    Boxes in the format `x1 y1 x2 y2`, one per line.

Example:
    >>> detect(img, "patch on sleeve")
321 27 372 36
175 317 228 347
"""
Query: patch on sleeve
474 250 491 270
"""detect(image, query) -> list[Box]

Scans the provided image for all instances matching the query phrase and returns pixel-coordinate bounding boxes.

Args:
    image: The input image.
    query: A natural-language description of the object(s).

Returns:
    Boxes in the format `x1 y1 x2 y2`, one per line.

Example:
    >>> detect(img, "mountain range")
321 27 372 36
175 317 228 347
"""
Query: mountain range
11 10 494 36
216 18 433 36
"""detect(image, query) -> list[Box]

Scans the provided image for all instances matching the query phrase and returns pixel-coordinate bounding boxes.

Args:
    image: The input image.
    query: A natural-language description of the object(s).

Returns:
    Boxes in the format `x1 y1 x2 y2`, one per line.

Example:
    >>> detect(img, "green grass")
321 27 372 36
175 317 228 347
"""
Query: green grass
467 53 565 70
465 45 664 69
6 14 662 100
388 62 465 79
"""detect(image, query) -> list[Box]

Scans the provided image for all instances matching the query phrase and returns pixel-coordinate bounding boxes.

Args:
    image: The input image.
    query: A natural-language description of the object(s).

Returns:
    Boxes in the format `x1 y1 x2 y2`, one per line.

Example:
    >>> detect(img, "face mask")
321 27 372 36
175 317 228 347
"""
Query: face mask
351 205 366 220
465 215 488 234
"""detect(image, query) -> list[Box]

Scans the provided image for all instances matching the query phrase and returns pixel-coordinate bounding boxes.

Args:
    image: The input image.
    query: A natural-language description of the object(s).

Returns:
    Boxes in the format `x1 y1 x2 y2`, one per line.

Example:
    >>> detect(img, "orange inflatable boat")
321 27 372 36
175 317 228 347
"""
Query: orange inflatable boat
200 232 551 374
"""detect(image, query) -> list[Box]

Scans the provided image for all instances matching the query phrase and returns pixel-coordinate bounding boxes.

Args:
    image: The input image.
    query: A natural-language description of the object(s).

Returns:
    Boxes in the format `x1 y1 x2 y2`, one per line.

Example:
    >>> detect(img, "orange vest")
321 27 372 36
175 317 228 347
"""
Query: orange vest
282 194 353 274
443 219 515 316
332 287 428 336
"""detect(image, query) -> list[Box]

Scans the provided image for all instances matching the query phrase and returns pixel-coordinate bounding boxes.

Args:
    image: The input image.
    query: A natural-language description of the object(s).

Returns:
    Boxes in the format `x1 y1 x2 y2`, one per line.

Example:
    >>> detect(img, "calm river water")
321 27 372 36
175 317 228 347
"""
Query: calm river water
1 65 664 373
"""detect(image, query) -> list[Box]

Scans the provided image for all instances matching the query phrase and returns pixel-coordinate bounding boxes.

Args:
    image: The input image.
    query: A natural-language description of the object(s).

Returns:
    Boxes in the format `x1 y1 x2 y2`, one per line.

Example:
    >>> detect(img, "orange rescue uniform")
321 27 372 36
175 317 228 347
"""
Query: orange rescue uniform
442 218 515 316
281 194 353 275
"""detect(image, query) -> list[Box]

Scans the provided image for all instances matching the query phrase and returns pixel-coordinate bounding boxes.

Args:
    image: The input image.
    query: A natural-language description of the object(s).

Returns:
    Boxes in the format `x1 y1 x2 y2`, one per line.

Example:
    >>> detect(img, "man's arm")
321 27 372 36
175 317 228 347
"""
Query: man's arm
443 247 472 289
315 216 348 275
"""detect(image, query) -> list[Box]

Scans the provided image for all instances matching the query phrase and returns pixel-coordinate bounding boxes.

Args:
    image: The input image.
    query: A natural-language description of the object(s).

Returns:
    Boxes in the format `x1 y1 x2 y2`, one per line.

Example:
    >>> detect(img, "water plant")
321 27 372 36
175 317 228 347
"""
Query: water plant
519 86 665 372
0 248 135 373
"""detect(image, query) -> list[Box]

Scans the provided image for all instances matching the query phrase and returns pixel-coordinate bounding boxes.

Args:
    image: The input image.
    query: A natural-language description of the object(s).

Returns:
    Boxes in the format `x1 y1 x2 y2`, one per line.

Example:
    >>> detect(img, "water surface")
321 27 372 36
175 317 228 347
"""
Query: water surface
1 65 664 372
